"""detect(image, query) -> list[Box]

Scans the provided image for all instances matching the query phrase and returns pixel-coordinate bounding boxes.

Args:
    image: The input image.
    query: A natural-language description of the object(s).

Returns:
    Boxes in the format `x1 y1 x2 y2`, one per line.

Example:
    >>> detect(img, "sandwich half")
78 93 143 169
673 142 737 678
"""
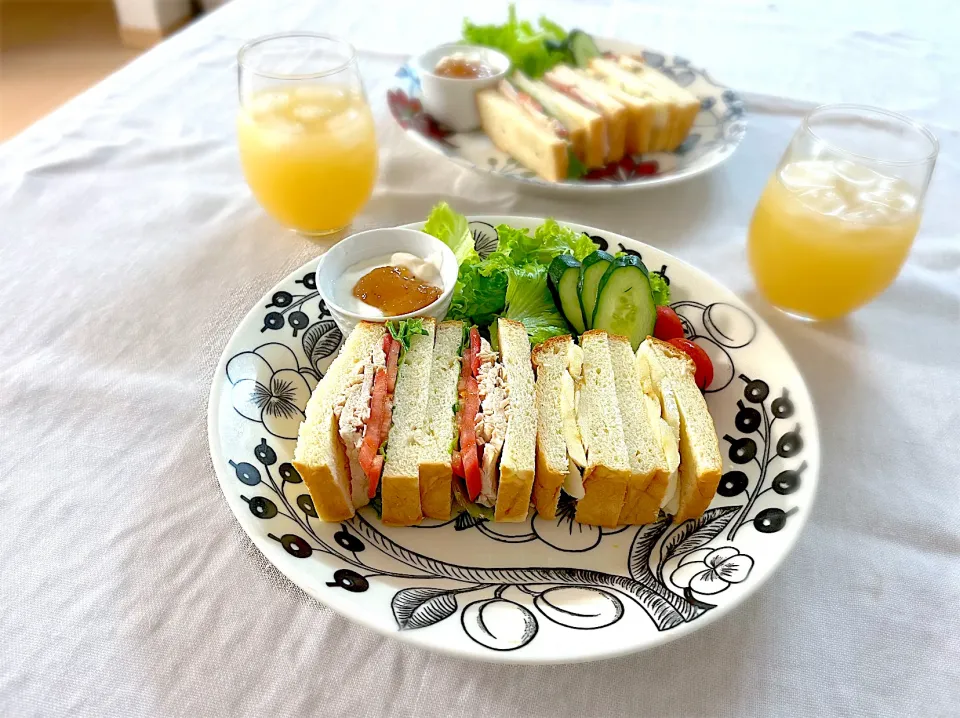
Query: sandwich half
418 320 464 520
492 318 537 521
511 71 606 168
573 330 632 527
380 318 436 526
543 65 628 164
477 86 571 183
293 321 387 521
531 334 586 520
637 337 722 522
590 56 700 153
608 333 671 525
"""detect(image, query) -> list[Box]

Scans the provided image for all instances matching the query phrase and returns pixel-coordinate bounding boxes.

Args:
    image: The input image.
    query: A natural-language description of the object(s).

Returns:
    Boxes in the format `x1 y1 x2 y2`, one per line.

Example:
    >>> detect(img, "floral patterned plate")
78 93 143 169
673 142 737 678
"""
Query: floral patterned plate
387 38 746 192
208 217 818 663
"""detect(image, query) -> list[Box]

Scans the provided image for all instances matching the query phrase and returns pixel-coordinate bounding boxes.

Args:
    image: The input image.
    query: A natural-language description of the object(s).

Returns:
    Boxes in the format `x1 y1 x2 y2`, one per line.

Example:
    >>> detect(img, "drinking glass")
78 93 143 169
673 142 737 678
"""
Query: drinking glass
748 104 937 320
237 33 378 236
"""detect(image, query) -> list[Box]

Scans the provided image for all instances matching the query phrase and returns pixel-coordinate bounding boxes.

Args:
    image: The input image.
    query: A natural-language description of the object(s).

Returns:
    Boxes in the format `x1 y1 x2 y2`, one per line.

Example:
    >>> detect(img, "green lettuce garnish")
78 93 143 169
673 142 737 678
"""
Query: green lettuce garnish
462 4 569 78
422 201 478 265
387 318 428 357
502 265 570 345
423 203 598 344
649 271 671 306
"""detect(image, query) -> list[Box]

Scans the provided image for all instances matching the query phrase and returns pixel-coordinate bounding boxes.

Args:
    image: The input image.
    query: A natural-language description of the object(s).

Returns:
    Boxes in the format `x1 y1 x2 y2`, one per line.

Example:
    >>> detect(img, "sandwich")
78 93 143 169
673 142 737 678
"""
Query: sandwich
294 321 719 529
570 330 632 527
510 71 606 168
530 331 721 528
418 320 464 520
542 65 628 164
608 333 671 525
589 55 700 154
476 84 573 183
636 337 722 523
445 318 537 521
531 334 586 520
293 318 434 525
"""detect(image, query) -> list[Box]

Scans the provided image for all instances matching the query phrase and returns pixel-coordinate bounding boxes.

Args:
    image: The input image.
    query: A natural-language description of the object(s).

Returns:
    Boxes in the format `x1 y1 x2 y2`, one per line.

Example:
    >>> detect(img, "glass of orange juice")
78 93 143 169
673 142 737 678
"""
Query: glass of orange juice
237 33 378 236
748 105 938 320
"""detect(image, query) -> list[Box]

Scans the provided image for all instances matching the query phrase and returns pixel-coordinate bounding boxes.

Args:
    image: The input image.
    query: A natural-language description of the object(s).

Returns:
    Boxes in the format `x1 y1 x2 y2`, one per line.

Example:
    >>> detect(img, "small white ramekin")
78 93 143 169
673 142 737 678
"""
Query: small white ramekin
415 43 511 132
316 228 459 335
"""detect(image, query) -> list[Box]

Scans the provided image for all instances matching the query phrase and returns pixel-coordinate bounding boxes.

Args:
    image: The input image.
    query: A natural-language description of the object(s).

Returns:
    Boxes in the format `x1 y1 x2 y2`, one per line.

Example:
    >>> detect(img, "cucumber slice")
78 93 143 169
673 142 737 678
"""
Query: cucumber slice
578 251 615 330
568 30 601 67
591 254 656 350
548 255 585 334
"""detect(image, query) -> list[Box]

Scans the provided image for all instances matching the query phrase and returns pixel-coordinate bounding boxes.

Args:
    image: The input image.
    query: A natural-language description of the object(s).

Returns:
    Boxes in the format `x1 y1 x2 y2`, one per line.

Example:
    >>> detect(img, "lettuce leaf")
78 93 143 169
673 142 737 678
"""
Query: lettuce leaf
446 262 507 327
490 219 597 268
387 318 428 355
503 264 570 345
649 271 671 306
462 4 570 78
423 202 479 266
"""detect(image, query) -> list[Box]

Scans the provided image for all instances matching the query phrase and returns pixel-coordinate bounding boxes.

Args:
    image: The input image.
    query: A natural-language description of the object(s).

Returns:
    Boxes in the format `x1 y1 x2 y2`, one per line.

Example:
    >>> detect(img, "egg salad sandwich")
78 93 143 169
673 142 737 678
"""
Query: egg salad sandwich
530 331 721 527
589 55 700 154
636 337 722 523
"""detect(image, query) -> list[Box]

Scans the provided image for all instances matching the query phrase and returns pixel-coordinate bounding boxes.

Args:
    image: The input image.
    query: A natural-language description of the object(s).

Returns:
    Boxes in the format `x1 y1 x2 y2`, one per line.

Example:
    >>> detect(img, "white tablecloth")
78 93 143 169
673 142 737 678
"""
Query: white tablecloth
1 1 958 715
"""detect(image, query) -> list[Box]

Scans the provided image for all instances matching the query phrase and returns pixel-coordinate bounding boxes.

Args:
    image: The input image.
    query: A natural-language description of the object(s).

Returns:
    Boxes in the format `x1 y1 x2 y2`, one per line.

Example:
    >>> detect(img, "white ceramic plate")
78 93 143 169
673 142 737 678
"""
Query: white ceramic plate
208 217 818 664
387 39 746 193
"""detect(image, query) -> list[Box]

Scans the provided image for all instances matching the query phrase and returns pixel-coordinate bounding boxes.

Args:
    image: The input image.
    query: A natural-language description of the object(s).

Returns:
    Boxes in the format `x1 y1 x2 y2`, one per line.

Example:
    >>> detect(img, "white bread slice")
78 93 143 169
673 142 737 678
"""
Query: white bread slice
608 334 670 524
381 318 436 526
494 318 536 522
293 322 386 522
640 338 722 522
477 89 569 183
574 331 631 527
599 81 657 154
418 321 463 520
546 66 629 163
590 57 700 153
531 335 574 519
511 72 606 168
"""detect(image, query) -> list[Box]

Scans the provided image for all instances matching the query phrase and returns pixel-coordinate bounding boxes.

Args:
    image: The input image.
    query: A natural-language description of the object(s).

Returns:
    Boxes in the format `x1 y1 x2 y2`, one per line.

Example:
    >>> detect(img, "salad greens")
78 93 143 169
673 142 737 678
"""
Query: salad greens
649 271 671 306
462 4 571 78
424 203 597 344
423 203 671 346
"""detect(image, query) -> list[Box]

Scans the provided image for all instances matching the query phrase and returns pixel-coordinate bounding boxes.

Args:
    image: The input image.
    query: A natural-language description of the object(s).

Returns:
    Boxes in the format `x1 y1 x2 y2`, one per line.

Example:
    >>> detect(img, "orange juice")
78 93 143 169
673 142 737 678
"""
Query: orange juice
237 85 378 234
748 160 920 320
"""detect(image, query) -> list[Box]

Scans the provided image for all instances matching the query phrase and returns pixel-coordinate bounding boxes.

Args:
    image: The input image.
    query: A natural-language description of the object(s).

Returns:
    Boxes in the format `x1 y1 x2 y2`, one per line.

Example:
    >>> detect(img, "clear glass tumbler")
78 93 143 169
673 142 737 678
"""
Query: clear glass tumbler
237 33 378 236
748 104 937 320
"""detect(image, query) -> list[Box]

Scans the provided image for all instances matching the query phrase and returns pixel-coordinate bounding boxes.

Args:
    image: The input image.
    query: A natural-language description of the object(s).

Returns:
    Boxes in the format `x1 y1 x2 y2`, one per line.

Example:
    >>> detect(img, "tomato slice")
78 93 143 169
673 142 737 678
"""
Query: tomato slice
359 369 388 494
459 375 482 500
469 327 481 375
381 334 392 353
385 339 400 394
654 305 686 341
667 337 715 390
451 450 464 478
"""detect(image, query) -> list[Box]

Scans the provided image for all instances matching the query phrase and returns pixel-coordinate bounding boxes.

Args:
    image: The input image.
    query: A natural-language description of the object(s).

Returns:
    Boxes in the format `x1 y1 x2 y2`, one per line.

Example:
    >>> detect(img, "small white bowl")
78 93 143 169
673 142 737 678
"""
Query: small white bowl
415 43 510 132
316 228 459 335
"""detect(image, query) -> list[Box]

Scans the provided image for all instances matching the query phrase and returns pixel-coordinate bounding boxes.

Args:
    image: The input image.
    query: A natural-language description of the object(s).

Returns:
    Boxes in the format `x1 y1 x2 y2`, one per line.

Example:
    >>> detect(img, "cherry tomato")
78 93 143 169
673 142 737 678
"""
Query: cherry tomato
668 337 714 390
654 305 685 341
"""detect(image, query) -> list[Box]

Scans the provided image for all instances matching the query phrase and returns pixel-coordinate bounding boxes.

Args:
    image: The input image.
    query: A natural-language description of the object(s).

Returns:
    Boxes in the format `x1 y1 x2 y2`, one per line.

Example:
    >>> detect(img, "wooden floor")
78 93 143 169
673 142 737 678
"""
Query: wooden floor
0 0 142 142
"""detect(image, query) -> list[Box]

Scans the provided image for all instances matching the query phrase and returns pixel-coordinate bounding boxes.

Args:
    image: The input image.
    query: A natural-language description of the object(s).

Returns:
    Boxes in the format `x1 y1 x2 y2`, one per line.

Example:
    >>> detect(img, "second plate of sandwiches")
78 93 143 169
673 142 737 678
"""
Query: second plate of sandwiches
294 318 721 528
387 39 745 191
